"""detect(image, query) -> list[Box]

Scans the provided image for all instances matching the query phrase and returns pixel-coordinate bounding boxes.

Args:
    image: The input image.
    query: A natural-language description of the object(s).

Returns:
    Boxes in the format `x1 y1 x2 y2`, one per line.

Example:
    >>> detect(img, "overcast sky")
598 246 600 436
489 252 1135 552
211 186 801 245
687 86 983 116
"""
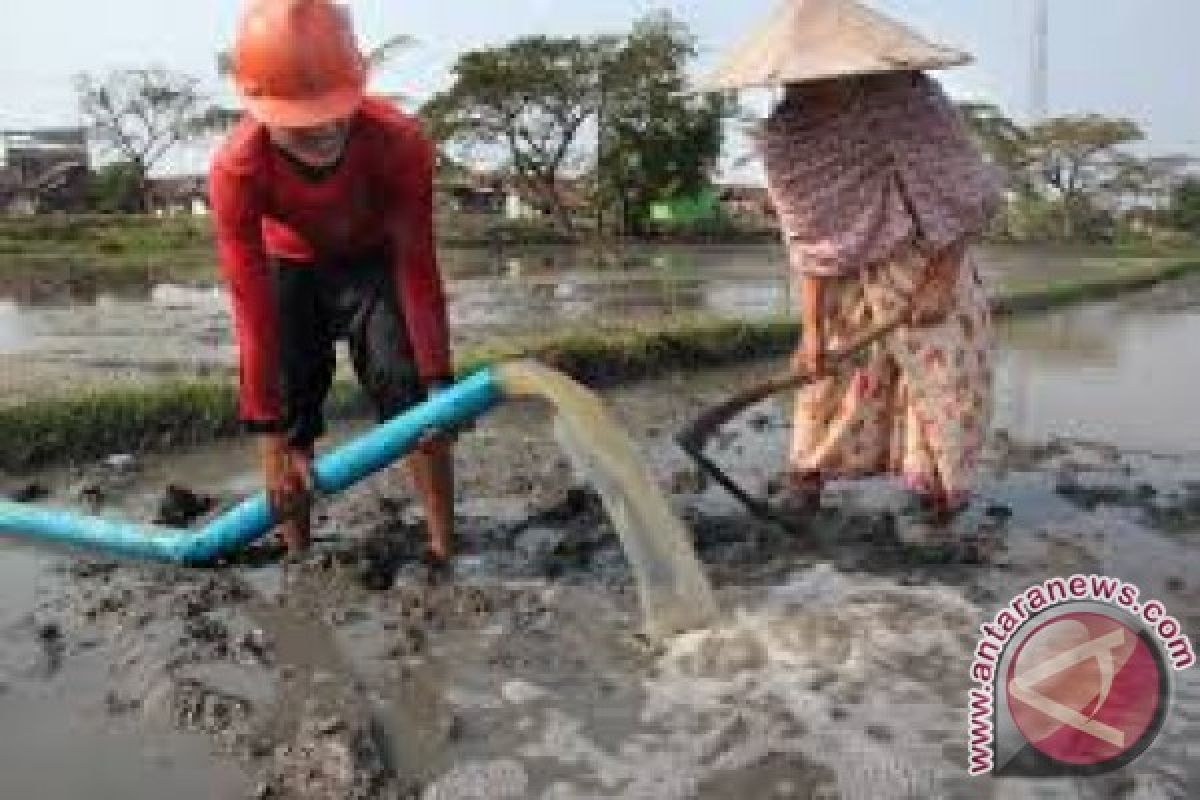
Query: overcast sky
2 0 1196 176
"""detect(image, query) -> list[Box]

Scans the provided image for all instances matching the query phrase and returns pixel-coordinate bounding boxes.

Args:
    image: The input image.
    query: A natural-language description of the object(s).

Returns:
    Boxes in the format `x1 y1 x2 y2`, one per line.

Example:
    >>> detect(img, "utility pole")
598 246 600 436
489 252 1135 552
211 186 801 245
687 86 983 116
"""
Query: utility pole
1030 0 1050 121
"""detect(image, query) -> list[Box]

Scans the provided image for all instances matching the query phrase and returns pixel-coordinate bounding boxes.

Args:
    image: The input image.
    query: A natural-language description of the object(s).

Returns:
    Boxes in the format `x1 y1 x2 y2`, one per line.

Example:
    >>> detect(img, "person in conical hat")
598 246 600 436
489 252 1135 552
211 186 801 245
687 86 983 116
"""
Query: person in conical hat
211 0 456 563
702 0 971 91
709 0 1003 546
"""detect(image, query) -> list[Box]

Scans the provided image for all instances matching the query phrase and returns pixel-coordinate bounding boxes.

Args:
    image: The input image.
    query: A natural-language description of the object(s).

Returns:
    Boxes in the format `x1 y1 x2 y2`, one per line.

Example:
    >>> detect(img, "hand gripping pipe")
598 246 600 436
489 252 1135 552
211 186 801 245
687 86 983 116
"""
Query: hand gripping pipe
0 368 504 564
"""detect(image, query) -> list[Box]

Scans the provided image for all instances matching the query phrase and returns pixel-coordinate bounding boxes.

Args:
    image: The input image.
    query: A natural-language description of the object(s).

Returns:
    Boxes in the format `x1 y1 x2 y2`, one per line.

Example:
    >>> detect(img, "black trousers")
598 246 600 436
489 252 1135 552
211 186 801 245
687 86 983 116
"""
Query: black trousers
272 253 424 449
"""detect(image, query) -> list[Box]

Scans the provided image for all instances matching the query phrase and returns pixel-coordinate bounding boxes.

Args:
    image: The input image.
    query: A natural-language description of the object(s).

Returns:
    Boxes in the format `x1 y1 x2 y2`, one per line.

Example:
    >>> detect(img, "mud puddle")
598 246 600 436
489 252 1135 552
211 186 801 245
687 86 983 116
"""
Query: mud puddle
1 359 1198 797
0 543 249 798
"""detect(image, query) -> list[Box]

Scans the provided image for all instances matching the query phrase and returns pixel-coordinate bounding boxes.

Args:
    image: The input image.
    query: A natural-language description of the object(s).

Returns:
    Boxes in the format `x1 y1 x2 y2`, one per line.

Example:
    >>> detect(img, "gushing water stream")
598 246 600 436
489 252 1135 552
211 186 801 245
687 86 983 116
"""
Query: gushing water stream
496 360 718 636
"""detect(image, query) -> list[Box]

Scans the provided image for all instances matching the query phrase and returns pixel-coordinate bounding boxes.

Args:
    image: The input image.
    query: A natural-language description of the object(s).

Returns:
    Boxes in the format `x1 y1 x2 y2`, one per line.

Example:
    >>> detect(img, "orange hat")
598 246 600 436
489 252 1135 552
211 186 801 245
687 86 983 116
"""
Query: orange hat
231 0 367 128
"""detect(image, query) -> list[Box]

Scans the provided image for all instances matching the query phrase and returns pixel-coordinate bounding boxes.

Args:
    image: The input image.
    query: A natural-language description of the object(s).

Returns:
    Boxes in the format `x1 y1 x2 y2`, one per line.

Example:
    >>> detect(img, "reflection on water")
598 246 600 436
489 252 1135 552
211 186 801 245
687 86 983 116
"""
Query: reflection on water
0 245 798 358
437 243 797 330
0 299 24 352
451 273 790 330
995 301 1200 452
999 304 1120 366
437 243 790 281
149 284 224 308
0 245 1178 348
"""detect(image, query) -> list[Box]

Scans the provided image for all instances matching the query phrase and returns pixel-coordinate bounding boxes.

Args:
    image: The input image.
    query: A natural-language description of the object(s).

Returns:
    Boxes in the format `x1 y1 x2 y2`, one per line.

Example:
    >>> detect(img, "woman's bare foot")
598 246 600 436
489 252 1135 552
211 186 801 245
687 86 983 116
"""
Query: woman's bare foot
779 470 824 515
894 495 1007 564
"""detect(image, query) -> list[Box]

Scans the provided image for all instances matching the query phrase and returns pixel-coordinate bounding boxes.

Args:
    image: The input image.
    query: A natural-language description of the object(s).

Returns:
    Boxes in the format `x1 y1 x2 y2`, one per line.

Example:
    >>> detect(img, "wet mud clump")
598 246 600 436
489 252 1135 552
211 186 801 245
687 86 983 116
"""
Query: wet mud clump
155 485 218 528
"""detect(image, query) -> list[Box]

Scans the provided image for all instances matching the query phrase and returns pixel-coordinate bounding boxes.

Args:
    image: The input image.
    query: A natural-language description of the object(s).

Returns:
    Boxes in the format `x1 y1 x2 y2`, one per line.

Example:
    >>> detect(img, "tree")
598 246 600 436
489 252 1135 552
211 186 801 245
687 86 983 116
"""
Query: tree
958 102 1032 193
76 68 223 210
1103 154 1192 213
422 36 604 233
954 107 1187 242
422 18 727 238
1172 177 1200 235
84 162 145 213
1023 115 1144 239
596 12 728 236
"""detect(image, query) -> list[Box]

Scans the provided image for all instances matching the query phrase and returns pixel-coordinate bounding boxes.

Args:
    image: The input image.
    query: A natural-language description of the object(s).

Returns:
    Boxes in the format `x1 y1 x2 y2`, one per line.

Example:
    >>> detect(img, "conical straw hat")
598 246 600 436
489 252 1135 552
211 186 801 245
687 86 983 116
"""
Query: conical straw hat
701 0 971 91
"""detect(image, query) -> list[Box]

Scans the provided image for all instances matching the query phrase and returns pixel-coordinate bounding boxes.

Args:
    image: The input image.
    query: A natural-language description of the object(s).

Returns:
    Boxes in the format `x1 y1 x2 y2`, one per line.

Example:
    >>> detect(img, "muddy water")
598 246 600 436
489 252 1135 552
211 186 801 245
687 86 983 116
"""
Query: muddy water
6 382 1193 799
0 543 249 798
1 277 1199 798
996 280 1200 452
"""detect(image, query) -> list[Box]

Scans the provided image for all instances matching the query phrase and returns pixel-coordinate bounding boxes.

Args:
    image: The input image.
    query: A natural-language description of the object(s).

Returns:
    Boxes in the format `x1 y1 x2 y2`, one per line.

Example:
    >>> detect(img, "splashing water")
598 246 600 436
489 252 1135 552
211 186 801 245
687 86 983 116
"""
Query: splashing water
495 360 718 637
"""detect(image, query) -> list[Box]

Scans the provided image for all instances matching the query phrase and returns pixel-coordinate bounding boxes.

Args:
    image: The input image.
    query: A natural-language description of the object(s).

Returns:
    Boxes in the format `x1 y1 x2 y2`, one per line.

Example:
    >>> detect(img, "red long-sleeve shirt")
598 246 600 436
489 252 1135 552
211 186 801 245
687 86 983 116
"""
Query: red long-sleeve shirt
209 97 450 425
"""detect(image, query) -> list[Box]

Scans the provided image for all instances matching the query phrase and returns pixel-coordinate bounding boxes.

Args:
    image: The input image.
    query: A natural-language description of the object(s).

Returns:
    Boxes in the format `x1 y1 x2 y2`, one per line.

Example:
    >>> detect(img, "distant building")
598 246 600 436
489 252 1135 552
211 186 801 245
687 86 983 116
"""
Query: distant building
0 128 91 214
650 189 722 225
1 128 90 185
437 171 507 216
436 165 588 224
648 184 779 232
145 175 210 216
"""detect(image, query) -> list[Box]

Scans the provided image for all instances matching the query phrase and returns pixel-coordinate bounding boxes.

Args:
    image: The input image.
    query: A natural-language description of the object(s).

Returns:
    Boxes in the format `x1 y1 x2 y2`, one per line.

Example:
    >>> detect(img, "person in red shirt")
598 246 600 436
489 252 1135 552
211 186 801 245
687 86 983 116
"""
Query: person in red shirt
211 0 454 561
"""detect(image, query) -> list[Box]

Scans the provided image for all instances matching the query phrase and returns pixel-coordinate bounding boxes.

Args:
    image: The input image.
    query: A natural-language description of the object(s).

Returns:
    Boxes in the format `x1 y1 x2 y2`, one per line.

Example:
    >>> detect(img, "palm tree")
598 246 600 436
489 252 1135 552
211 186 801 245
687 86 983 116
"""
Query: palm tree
363 34 418 73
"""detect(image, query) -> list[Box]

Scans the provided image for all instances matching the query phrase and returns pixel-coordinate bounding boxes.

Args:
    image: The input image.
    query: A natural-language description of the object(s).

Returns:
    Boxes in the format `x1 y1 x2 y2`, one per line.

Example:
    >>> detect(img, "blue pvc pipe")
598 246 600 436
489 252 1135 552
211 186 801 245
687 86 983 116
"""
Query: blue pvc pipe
0 368 504 565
